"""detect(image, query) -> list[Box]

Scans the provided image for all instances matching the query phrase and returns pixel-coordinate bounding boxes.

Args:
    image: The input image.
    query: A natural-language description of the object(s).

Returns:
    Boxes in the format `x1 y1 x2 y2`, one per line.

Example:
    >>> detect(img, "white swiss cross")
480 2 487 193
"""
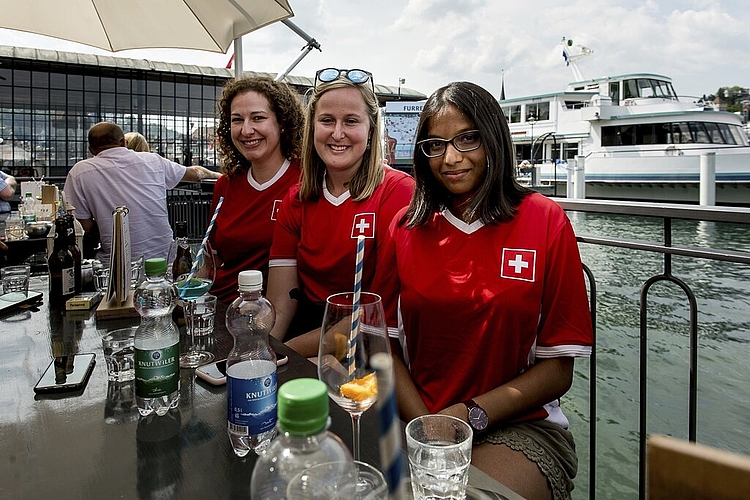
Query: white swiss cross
507 254 529 274
500 248 536 282
351 213 376 238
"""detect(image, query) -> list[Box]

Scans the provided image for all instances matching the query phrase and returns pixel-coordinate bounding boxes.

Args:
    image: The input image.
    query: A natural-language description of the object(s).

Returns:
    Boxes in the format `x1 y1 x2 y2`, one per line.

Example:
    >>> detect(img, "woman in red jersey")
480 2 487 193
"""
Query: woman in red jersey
267 68 414 357
376 81 594 500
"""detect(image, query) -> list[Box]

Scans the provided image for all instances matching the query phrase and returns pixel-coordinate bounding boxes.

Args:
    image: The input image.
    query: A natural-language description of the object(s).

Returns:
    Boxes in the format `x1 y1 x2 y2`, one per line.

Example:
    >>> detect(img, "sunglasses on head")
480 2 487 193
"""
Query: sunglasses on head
314 68 375 95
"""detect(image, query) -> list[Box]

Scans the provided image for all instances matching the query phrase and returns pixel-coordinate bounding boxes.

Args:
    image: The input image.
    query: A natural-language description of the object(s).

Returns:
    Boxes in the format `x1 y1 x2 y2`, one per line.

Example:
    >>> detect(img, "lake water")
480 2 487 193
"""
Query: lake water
565 212 750 499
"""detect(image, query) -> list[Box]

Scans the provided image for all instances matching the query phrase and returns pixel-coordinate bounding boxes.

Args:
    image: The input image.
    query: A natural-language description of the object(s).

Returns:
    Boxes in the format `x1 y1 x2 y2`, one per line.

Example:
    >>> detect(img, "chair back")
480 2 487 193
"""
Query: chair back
648 434 750 499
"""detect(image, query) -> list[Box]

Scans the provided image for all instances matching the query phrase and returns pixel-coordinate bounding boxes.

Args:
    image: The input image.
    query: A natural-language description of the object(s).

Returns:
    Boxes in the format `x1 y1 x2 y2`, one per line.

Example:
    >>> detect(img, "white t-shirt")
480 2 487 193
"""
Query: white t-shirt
64 147 186 264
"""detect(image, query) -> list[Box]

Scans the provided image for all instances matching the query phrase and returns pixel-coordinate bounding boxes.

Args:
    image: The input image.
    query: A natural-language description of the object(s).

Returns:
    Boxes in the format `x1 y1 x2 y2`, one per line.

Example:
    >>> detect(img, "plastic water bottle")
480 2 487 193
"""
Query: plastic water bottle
20 192 36 224
225 270 277 456
134 258 180 417
250 378 354 499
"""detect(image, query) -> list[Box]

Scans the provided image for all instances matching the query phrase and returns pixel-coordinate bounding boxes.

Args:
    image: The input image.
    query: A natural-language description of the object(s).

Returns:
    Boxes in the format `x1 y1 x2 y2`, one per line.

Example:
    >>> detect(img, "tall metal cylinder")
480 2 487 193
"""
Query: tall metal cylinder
699 152 716 206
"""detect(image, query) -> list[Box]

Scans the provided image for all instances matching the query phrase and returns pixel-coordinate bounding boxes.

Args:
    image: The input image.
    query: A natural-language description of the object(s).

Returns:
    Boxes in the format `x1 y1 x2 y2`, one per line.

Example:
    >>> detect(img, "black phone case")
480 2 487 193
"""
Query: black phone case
33 354 96 394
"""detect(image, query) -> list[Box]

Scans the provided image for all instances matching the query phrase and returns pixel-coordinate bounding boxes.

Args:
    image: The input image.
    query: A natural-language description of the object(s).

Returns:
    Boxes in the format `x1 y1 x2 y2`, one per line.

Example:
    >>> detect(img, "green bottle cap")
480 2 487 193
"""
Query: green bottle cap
277 378 329 435
144 258 167 276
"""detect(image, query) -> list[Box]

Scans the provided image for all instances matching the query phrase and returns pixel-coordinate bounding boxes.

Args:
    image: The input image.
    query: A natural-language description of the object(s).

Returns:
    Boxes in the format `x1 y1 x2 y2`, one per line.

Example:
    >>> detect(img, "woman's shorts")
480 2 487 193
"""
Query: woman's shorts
475 420 578 500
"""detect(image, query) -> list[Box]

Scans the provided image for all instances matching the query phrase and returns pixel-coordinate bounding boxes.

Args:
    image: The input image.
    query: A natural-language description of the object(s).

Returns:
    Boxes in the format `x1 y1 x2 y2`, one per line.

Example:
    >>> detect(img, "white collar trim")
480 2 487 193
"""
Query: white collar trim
441 208 485 234
247 158 291 191
322 175 351 206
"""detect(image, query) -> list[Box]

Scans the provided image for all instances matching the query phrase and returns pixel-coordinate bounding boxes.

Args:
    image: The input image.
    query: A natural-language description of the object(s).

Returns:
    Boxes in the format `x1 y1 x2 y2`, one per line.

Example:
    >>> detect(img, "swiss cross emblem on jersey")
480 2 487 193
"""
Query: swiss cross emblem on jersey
271 199 282 221
500 248 537 282
351 213 376 239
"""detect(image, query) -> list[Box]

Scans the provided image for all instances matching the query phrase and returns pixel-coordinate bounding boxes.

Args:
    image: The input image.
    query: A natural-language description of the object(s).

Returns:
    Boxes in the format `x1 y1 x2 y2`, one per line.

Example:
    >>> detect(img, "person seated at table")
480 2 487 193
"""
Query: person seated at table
267 68 415 357
0 168 17 216
374 81 594 500
207 76 304 304
124 132 150 152
64 122 221 265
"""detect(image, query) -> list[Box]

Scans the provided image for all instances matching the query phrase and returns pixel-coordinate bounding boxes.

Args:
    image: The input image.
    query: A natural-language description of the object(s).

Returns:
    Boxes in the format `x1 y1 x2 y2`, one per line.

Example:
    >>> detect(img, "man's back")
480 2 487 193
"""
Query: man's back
64 147 186 264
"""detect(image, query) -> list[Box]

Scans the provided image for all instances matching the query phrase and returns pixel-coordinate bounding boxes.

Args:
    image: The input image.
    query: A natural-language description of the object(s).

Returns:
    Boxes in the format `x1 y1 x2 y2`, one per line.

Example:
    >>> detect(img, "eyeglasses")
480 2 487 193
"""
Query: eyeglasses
416 130 482 158
314 68 375 95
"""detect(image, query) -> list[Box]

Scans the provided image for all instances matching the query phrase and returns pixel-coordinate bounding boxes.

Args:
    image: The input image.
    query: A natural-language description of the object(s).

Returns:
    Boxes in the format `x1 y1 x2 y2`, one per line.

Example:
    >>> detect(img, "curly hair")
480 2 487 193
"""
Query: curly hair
215 76 304 176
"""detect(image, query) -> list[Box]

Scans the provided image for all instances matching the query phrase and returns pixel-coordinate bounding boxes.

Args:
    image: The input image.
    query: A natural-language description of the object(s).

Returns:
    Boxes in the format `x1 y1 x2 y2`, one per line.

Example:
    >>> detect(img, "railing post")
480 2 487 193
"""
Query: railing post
699 152 716 206
575 155 586 199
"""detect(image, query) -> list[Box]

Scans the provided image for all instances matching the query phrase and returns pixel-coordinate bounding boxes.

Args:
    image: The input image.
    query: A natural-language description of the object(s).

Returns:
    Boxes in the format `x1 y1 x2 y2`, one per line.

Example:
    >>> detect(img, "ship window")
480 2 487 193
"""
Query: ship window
654 123 670 144
727 124 748 146
601 126 617 146
636 124 658 144
716 123 736 145
637 79 655 98
618 125 636 146
508 105 521 123
623 80 638 99
609 82 620 105
689 122 711 143
670 122 692 143
703 123 724 144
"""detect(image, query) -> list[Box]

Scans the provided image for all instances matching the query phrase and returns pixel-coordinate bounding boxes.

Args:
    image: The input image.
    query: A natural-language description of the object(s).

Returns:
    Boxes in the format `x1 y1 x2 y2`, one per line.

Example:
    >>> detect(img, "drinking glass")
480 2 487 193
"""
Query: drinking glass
286 460 387 500
172 240 216 368
318 292 391 461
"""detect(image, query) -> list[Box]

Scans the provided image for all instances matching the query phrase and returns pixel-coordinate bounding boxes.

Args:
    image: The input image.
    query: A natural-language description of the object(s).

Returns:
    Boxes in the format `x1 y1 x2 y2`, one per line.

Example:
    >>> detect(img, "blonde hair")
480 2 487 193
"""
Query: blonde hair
124 132 150 152
298 78 384 202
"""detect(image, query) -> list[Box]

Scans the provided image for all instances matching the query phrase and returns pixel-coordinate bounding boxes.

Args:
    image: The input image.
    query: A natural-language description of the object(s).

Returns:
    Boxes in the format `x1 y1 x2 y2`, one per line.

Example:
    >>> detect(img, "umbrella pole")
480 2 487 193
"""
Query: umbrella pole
274 20 321 82
234 38 244 79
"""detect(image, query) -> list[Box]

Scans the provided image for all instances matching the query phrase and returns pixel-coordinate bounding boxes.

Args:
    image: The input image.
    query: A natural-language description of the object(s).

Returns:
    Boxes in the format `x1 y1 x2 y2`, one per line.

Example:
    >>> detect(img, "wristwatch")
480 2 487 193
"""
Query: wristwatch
462 399 489 433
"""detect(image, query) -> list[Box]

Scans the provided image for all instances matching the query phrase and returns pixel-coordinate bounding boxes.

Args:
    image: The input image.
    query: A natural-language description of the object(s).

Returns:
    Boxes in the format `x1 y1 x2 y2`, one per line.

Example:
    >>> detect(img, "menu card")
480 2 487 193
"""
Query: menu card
106 206 132 306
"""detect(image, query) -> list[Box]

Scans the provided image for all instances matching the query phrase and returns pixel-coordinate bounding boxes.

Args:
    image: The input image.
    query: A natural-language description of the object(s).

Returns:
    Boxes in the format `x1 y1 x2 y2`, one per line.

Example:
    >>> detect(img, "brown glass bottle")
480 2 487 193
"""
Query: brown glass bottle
48 216 76 304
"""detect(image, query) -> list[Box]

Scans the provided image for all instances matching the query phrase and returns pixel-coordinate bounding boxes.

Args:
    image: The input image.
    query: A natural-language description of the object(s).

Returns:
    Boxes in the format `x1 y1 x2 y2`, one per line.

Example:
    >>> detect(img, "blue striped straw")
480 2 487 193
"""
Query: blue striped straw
185 196 223 285
372 352 406 499
348 235 366 376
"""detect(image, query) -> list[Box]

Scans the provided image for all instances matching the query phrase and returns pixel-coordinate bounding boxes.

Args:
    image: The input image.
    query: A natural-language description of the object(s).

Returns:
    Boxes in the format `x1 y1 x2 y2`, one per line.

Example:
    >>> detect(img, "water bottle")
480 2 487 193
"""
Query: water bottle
134 258 180 417
225 270 277 456
21 192 36 224
250 378 354 499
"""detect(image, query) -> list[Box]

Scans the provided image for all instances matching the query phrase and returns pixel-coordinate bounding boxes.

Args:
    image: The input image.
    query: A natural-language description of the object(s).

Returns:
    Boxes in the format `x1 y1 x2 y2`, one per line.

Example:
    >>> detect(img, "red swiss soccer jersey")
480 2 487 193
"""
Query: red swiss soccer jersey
270 166 414 307
385 193 593 423
209 159 301 304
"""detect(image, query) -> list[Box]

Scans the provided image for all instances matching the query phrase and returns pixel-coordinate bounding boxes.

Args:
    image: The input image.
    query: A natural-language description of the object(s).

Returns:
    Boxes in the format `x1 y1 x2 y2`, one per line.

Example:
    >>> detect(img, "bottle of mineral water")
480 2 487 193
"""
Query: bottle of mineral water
134 258 180 417
225 270 277 456
250 378 353 499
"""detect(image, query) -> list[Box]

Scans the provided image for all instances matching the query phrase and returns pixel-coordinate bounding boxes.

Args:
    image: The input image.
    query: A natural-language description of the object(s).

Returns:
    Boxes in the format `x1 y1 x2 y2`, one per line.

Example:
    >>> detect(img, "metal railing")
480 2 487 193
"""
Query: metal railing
556 198 750 499
166 187 214 239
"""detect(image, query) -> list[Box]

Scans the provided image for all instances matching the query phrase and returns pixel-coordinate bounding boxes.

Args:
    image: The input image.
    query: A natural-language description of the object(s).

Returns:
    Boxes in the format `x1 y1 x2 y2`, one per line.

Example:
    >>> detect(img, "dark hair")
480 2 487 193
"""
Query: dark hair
216 76 304 176
403 81 532 227
88 122 124 152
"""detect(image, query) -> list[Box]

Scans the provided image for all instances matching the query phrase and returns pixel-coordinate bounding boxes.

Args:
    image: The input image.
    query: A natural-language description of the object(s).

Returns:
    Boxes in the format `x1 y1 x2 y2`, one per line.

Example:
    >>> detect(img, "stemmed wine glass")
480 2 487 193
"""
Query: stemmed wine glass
318 292 391 461
168 239 216 368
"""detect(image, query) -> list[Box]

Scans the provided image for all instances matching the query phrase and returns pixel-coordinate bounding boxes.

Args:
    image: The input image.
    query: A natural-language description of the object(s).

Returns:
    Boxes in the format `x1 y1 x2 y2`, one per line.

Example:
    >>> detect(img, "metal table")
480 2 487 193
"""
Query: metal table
1 274 520 499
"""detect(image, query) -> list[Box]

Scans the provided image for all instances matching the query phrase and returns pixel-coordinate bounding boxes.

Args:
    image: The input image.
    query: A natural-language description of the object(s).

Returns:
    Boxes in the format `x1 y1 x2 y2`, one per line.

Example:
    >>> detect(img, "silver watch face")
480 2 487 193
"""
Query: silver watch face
468 406 488 431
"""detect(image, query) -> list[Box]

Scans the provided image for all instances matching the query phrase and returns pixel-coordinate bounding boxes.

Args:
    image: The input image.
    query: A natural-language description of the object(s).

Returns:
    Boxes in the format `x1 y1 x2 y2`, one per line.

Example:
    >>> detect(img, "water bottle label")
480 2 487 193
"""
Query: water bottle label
135 343 179 398
227 372 277 435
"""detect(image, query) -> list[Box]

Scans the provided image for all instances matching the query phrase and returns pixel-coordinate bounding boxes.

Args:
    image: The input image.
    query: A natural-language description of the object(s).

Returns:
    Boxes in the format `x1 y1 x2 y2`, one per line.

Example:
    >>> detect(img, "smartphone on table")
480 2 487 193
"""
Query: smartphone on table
196 353 289 386
34 353 96 394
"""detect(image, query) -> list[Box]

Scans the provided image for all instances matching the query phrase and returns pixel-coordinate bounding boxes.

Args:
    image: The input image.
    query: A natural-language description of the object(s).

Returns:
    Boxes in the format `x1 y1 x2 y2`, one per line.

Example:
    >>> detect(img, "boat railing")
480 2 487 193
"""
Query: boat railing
557 198 750 499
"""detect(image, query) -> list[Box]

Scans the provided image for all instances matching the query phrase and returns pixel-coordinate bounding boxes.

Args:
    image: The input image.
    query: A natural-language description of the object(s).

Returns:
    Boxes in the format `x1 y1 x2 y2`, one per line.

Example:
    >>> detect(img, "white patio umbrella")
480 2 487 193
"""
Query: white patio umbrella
0 0 294 76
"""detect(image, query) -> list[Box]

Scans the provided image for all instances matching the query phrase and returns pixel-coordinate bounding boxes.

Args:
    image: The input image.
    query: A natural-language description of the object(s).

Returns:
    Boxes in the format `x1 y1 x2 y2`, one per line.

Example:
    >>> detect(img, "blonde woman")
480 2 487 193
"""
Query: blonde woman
267 68 415 357
124 132 149 152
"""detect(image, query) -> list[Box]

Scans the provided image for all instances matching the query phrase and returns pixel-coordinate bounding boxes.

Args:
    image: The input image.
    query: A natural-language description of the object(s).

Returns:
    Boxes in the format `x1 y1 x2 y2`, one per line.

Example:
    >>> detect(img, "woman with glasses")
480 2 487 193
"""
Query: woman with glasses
267 68 415 356
375 81 593 500
207 76 304 304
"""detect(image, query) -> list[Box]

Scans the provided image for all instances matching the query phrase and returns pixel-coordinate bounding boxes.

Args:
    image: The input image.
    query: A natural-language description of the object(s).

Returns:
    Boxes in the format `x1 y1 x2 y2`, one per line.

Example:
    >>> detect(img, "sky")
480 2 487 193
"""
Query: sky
0 0 748 102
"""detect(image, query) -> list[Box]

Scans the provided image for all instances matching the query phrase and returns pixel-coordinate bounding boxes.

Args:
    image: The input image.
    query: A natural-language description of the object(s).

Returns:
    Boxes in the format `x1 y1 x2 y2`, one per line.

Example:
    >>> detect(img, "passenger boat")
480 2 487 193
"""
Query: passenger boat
501 38 750 205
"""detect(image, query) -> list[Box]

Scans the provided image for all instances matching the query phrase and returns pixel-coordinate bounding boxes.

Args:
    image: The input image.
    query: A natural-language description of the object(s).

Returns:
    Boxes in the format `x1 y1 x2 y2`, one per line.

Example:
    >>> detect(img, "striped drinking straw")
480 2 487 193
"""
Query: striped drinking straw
372 352 406 499
347 235 366 376
185 196 223 286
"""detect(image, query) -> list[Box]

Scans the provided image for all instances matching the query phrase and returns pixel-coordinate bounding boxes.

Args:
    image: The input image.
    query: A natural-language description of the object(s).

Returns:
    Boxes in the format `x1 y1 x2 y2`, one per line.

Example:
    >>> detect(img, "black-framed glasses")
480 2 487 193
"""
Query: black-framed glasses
416 130 482 158
314 68 375 95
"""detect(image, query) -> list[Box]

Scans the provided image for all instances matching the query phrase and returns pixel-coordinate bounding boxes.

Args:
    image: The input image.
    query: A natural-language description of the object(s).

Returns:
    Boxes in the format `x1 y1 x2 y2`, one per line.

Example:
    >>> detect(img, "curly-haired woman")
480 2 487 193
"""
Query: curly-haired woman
208 76 304 303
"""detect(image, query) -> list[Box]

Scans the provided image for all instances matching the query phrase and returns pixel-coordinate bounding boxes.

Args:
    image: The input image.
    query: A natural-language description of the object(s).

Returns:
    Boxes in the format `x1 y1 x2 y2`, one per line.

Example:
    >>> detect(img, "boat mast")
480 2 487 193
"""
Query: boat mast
561 37 593 81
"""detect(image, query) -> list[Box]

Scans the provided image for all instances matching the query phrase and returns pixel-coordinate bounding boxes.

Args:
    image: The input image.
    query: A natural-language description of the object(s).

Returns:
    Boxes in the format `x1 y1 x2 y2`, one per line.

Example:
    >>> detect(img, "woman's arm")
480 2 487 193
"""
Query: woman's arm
390 338 429 421
267 265 299 342
439 357 574 426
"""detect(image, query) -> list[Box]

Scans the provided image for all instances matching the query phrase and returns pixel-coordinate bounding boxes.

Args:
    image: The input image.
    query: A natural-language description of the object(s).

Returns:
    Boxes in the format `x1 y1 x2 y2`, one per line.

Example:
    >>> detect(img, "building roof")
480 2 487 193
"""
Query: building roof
0 45 427 102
